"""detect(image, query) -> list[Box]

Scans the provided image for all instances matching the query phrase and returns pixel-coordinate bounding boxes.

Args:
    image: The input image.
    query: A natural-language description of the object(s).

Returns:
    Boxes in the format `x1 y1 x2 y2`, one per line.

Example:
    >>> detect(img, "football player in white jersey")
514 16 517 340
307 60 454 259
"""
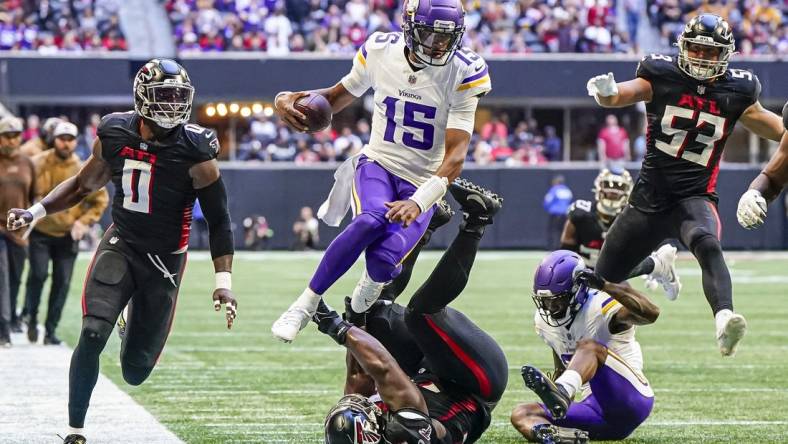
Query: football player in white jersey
272 0 491 342
511 251 659 443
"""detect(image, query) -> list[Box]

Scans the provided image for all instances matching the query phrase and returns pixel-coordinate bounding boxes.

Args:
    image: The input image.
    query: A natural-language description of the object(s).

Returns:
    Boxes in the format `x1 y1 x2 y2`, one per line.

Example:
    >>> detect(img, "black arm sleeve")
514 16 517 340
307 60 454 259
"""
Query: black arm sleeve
196 177 234 259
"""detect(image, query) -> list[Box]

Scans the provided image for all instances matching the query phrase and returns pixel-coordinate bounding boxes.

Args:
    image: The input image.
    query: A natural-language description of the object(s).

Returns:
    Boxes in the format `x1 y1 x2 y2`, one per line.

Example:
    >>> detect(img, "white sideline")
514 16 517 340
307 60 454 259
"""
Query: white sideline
0 333 183 444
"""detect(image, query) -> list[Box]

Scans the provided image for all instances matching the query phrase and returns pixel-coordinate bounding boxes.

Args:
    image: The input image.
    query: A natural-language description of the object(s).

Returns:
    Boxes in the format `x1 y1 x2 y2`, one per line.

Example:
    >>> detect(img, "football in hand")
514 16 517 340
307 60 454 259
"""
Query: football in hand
294 92 332 132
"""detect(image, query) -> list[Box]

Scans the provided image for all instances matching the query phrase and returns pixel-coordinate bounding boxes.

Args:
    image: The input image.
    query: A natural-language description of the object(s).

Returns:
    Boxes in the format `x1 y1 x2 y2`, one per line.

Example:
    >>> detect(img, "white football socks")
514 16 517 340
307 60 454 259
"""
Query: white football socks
67 426 84 436
715 309 734 333
295 288 321 313
555 370 582 399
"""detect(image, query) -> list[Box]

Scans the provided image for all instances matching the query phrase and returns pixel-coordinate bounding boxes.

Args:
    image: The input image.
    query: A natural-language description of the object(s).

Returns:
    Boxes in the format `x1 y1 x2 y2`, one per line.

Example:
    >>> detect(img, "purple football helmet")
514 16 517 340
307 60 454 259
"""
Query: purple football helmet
532 250 590 327
402 0 465 66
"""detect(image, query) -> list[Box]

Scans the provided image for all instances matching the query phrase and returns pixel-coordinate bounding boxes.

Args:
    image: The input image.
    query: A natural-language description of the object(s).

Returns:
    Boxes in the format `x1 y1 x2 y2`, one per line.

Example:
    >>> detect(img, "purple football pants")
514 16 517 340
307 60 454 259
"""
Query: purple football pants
309 156 435 295
541 364 654 440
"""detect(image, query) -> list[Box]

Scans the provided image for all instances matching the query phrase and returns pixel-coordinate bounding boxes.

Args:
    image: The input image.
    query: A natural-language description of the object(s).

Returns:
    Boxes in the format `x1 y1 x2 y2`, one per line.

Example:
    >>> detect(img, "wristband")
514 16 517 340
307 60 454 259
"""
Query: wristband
409 176 449 213
215 271 232 290
29 203 46 222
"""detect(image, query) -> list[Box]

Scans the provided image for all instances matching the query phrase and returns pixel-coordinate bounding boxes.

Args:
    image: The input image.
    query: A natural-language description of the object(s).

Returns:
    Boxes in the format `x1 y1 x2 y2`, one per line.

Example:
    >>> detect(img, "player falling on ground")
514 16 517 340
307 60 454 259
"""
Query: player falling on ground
561 167 679 298
586 14 786 356
314 180 508 444
271 0 490 342
737 102 788 230
7 59 237 444
511 251 659 444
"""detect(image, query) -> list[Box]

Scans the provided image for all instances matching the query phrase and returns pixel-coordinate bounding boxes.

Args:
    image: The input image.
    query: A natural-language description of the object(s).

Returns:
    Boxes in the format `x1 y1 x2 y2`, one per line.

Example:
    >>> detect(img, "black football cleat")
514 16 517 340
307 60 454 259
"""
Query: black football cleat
428 199 455 231
10 318 23 333
44 333 62 345
449 178 502 230
27 319 38 344
532 424 589 444
522 365 572 419
63 434 87 444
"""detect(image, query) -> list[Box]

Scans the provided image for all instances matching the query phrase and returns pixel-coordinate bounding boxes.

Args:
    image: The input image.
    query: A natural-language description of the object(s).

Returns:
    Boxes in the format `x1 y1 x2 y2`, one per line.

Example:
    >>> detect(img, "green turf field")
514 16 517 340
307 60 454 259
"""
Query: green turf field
57 251 788 443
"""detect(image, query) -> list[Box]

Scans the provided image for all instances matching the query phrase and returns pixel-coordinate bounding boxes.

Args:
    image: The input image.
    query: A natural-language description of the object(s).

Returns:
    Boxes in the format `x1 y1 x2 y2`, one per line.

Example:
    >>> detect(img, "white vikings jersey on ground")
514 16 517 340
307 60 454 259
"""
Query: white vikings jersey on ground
341 31 491 186
534 290 653 397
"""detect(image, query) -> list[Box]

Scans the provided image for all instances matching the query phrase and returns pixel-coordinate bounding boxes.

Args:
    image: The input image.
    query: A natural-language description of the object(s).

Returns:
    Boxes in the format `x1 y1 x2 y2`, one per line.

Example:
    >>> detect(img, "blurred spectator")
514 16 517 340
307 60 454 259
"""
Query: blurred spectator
292 206 319 250
191 199 208 250
597 114 630 165
543 175 573 250
22 114 39 142
0 1 126 53
543 125 562 161
25 121 108 345
0 116 32 346
243 215 274 250
21 117 61 158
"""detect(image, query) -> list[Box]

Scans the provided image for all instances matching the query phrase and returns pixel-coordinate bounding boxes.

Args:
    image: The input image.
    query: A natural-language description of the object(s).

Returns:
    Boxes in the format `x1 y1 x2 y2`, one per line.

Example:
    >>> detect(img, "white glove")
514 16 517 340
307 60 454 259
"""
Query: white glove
586 72 619 98
736 189 767 230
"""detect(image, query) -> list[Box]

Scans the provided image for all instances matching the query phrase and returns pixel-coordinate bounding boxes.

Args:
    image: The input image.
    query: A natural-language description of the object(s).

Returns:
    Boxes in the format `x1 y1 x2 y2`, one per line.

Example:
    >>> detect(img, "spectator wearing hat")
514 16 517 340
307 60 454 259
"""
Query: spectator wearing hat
20 117 62 158
0 116 35 347
24 121 108 345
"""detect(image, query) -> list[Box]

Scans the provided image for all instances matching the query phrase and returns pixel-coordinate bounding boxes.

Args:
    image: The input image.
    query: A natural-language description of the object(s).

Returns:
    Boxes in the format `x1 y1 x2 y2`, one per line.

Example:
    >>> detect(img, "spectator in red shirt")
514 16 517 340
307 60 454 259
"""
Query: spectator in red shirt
481 114 509 141
597 114 630 165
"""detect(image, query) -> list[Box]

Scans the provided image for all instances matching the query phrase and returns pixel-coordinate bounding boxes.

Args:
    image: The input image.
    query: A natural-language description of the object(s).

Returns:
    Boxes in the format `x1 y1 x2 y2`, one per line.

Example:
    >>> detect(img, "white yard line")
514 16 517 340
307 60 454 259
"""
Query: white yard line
0 333 183 444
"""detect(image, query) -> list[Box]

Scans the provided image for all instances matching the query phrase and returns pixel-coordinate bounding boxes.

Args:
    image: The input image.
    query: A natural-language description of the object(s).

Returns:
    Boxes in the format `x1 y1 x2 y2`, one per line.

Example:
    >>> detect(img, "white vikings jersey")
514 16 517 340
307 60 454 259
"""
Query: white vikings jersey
341 31 491 186
534 290 653 397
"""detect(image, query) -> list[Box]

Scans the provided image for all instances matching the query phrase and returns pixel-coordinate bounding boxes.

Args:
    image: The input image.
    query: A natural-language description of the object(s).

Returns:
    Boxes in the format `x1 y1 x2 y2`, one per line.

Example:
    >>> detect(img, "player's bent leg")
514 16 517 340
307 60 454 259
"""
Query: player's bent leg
595 206 665 283
511 403 589 444
405 307 509 403
120 253 185 385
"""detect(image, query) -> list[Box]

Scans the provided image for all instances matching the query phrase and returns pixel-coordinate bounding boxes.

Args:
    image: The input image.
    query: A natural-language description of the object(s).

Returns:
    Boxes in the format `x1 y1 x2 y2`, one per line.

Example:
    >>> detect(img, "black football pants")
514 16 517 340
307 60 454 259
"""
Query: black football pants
596 197 732 315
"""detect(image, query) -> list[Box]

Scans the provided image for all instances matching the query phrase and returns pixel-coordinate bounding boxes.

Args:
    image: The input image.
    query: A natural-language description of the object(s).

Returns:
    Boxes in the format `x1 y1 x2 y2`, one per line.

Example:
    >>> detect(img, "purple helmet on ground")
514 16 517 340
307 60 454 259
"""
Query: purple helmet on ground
402 0 466 66
532 250 590 327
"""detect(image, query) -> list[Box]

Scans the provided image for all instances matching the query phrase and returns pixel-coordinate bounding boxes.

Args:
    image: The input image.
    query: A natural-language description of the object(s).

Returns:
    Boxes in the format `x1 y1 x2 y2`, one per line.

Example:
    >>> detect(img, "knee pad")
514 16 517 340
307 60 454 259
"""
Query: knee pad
92 250 128 287
366 235 408 282
121 361 153 386
80 316 113 348
688 230 722 260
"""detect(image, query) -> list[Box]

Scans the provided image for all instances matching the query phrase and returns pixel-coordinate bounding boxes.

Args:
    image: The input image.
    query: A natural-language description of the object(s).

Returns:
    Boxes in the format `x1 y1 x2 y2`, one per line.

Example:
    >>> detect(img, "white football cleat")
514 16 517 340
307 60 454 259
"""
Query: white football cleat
643 275 659 291
271 304 315 343
649 244 681 301
350 270 387 313
717 313 747 357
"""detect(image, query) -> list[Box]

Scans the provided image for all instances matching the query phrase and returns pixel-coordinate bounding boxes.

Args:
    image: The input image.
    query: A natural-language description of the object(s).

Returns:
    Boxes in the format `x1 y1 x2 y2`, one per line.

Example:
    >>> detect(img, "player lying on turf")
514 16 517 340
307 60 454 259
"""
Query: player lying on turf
271 0 492 343
7 59 237 444
313 180 508 443
586 14 786 356
511 251 659 444
560 167 680 298
737 101 788 230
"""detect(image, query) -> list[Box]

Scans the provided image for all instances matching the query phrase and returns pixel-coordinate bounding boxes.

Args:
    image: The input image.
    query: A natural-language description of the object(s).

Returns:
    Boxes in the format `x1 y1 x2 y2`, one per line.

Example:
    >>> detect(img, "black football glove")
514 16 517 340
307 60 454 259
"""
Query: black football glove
574 269 606 291
313 300 353 345
343 296 367 328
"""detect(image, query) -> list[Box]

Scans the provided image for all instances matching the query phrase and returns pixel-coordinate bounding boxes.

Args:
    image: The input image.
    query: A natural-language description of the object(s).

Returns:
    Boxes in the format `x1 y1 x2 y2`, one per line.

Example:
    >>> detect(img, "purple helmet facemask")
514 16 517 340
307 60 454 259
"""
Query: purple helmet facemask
402 0 465 67
532 250 589 327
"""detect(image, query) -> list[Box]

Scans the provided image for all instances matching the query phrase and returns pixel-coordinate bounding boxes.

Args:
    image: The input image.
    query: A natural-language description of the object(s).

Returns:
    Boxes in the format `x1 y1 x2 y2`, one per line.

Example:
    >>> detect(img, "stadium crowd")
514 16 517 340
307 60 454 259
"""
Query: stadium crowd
236 112 565 165
166 0 787 55
0 0 126 52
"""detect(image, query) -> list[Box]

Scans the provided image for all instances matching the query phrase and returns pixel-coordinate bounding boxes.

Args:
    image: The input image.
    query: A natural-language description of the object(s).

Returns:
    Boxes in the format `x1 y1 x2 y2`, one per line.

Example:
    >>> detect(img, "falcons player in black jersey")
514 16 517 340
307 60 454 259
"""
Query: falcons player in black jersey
586 14 785 357
561 167 680 299
313 180 508 444
7 59 237 444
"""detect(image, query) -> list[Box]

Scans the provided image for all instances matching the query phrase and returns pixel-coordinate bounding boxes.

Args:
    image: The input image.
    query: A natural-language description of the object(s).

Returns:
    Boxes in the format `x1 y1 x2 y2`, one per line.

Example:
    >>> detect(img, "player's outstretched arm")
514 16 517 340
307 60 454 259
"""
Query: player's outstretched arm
575 270 659 331
587 72 652 108
274 83 357 132
313 303 427 414
559 219 579 252
739 101 786 143
7 137 111 231
191 159 237 329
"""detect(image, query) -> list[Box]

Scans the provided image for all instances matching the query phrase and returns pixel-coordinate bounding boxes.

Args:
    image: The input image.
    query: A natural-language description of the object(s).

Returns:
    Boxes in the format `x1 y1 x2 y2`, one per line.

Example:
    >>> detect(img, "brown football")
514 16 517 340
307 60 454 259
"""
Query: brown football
293 92 333 132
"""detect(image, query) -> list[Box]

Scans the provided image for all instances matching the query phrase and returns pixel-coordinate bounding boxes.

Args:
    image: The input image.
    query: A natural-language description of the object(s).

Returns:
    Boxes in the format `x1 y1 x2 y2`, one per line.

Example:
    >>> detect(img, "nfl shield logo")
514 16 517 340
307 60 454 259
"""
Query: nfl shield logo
697 85 706 95
408 74 417 85
140 142 148 151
